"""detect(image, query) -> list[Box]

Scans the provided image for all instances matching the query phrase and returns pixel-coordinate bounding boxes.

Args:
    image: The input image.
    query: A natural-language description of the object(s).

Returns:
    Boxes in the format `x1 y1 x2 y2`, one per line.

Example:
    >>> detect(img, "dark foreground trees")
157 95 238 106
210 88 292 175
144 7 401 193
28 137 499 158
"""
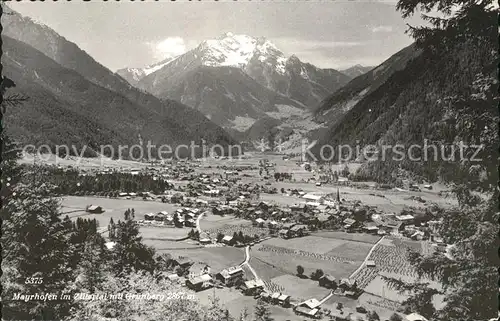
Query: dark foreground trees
381 1 498 320
0 81 246 321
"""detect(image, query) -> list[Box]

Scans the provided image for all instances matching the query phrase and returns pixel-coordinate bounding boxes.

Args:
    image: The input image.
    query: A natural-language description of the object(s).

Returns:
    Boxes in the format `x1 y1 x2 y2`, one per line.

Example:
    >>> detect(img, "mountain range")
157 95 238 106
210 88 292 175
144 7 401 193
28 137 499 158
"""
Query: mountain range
4 5 436 162
117 33 353 146
1 8 238 157
339 64 374 78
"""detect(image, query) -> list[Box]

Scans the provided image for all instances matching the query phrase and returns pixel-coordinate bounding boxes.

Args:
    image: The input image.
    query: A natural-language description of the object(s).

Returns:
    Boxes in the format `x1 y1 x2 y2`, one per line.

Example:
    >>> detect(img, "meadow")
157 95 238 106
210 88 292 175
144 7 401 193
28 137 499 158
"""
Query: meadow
163 247 245 273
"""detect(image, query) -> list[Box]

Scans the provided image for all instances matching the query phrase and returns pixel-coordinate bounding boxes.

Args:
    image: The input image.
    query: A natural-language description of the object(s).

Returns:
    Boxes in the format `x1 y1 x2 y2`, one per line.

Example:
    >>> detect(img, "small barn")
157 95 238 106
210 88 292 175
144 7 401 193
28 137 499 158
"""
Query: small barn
86 205 104 214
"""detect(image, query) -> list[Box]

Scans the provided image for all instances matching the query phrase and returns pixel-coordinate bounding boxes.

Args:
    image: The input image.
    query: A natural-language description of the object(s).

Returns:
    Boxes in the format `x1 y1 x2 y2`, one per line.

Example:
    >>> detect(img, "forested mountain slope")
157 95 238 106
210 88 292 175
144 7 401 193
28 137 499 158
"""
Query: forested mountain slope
312 16 497 185
314 44 421 126
2 8 238 156
2 37 237 157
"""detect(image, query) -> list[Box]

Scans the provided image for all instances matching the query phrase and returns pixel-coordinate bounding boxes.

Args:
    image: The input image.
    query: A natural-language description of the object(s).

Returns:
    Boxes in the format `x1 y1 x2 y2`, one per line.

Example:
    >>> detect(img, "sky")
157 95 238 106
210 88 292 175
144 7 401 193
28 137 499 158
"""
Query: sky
10 1 425 71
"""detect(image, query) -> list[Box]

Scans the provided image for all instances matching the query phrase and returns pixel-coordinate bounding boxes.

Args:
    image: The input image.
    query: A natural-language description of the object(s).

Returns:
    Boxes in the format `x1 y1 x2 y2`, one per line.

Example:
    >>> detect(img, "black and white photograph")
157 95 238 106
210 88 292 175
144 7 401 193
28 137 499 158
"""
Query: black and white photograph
0 1 498 321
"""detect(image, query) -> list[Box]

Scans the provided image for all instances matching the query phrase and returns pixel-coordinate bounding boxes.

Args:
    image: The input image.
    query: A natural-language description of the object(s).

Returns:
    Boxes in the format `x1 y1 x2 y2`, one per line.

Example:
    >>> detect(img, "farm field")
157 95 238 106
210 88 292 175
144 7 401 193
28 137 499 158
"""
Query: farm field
367 244 417 277
259 236 347 254
163 247 245 272
248 255 286 281
325 241 374 261
312 231 381 244
252 243 360 280
20 153 149 170
364 275 408 303
321 293 359 312
269 274 332 302
357 293 405 320
142 239 200 250
139 226 190 239
362 271 445 309
386 237 424 253
61 196 175 227
196 286 243 306
250 233 381 281
200 214 252 231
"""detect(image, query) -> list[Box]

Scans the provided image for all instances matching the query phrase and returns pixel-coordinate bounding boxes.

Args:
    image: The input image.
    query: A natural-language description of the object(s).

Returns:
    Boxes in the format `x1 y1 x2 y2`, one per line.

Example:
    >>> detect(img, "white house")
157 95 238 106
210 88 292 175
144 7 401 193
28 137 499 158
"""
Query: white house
302 194 323 202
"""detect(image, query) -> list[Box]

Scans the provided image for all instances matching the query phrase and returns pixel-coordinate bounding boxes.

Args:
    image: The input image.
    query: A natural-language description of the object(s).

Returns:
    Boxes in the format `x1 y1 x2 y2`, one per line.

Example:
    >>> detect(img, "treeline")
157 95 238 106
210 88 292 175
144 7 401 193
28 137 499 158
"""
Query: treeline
32 166 174 195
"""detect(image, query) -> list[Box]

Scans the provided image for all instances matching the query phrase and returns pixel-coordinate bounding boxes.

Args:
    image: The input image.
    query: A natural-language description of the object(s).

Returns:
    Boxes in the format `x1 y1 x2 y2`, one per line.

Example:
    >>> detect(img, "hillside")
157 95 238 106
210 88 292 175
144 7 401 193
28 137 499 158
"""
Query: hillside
314 44 421 126
312 29 497 184
138 65 304 132
1 9 238 156
1 36 238 157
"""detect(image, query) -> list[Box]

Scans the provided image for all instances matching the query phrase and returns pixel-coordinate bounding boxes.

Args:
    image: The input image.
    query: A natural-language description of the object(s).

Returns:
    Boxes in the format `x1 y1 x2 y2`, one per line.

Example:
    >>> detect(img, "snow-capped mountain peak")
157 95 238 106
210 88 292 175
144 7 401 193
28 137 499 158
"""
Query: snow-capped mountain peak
116 56 178 84
142 56 178 75
196 33 286 73
123 68 146 82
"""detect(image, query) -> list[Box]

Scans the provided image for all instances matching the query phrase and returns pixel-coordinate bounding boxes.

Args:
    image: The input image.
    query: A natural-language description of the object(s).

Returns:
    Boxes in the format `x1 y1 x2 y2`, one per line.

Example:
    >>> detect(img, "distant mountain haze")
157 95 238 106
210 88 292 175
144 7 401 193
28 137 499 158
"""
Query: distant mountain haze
339 64 374 78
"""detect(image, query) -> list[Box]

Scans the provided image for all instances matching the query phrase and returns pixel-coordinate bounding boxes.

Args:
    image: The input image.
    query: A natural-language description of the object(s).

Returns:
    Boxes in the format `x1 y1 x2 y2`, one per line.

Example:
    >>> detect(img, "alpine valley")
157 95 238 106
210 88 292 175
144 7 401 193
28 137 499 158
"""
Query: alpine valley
117 32 355 149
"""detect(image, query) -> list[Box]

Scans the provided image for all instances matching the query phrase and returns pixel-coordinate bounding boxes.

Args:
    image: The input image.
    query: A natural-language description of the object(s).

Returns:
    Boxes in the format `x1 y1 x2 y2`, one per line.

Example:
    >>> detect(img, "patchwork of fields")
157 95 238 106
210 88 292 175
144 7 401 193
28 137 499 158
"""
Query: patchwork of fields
251 235 374 281
55 152 452 320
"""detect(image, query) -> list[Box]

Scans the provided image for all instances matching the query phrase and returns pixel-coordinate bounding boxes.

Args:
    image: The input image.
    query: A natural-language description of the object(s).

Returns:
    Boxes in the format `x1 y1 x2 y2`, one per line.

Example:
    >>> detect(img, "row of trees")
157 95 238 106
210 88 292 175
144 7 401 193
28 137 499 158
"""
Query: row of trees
273 172 292 181
216 231 260 245
36 166 173 195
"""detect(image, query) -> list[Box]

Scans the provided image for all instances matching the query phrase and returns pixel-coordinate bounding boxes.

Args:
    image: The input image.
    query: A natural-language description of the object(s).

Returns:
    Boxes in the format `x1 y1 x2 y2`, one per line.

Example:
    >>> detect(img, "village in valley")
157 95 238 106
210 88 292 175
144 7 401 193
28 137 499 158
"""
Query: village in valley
43 151 457 321
2 0 496 319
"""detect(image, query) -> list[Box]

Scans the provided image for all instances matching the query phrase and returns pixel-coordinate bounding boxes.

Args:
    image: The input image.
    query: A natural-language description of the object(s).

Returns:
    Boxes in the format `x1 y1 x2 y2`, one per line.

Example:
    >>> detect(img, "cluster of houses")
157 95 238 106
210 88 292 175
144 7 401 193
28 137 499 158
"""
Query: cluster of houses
367 208 437 239
180 264 248 292
141 207 202 228
118 191 157 200
278 223 310 239
260 292 291 307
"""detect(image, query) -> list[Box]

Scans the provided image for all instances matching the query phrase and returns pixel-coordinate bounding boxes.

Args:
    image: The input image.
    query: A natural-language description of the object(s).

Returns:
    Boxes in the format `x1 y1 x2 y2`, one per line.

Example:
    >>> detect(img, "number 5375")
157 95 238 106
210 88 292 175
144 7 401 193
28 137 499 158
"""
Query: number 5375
25 277 43 284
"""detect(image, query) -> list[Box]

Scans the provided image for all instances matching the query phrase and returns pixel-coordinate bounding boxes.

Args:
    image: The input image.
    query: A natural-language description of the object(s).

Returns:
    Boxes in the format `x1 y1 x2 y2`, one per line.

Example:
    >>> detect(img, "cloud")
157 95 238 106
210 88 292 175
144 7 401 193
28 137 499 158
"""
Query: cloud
371 25 393 33
147 37 187 61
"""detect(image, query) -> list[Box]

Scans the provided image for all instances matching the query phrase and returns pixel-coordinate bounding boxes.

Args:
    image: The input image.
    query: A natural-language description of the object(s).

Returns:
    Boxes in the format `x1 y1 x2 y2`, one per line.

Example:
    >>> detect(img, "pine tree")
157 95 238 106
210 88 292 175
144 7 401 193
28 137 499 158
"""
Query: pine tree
108 217 116 240
254 299 274 321
112 209 156 275
78 233 108 293
239 307 249 321
296 265 304 277
2 168 75 319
